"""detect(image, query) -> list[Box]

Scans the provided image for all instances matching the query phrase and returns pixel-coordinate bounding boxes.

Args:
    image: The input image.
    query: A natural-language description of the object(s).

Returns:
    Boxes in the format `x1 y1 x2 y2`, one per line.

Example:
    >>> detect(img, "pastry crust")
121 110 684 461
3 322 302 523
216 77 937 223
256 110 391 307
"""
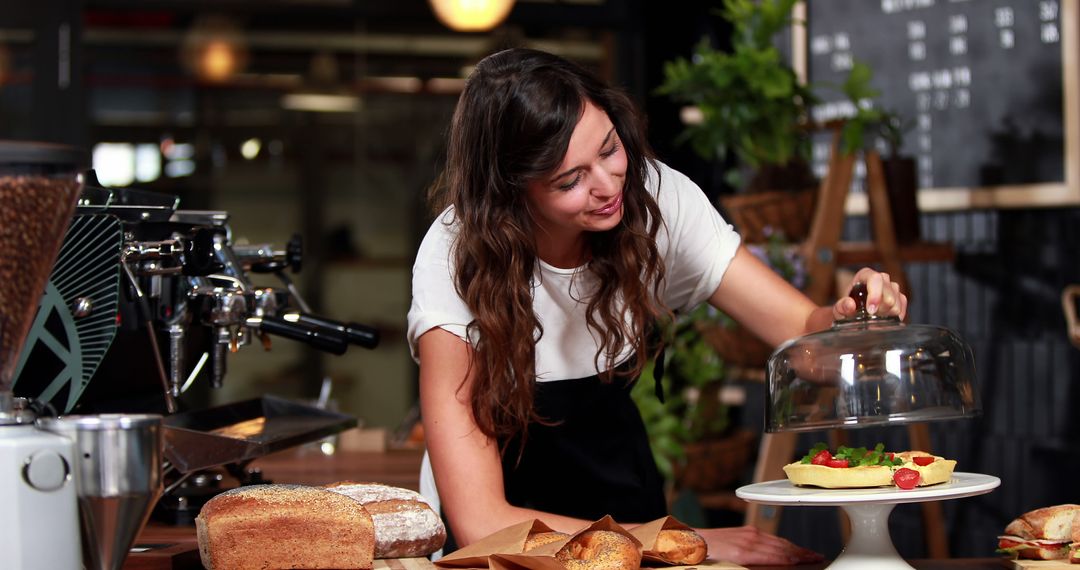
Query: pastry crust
783 463 894 488
784 451 956 489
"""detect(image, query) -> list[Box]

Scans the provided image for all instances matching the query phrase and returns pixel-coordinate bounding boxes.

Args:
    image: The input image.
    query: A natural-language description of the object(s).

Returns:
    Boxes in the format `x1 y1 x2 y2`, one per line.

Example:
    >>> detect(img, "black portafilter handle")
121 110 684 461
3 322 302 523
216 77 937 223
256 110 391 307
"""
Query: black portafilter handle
291 313 380 349
255 316 349 355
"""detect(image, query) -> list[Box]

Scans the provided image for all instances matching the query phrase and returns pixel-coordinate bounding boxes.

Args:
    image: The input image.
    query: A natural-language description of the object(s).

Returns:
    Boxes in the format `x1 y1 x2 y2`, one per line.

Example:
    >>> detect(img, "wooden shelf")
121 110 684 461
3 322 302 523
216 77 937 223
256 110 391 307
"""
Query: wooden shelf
835 240 955 265
693 490 748 513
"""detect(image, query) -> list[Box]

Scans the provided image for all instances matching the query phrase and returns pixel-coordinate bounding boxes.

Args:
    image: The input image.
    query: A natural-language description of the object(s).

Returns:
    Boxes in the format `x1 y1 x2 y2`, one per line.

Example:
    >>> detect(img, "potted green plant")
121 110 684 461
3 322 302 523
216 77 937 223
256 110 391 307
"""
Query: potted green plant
656 0 818 243
835 61 921 244
633 305 758 494
880 118 921 243
633 230 809 498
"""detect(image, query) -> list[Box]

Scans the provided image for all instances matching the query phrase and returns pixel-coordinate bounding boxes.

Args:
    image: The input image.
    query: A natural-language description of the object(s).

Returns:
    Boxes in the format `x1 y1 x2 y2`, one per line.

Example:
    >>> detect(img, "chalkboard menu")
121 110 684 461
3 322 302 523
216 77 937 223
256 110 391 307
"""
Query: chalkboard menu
802 0 1078 209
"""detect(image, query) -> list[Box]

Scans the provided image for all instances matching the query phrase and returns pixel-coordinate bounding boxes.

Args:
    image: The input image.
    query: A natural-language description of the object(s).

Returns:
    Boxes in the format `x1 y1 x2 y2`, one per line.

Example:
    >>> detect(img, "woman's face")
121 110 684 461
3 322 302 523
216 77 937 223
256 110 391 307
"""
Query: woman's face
525 101 627 247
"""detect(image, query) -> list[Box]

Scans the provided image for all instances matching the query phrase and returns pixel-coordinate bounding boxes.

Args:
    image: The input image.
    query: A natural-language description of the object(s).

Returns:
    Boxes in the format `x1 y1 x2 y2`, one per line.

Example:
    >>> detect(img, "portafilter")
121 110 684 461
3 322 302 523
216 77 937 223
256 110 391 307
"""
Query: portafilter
766 282 980 432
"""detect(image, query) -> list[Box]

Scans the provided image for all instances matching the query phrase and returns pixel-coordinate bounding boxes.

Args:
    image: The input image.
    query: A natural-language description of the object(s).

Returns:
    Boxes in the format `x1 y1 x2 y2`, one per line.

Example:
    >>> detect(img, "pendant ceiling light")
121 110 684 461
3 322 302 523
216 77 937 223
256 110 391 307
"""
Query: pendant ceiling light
181 15 248 83
429 0 515 32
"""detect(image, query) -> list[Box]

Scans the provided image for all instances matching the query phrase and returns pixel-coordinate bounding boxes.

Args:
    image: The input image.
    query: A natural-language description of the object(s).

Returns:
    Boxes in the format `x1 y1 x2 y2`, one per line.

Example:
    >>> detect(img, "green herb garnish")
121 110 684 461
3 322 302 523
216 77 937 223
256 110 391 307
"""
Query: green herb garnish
798 442 903 466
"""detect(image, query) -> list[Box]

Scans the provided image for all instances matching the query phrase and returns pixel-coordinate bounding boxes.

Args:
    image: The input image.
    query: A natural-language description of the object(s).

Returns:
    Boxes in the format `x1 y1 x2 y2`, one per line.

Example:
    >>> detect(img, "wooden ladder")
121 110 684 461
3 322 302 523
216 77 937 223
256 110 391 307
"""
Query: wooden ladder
744 124 953 558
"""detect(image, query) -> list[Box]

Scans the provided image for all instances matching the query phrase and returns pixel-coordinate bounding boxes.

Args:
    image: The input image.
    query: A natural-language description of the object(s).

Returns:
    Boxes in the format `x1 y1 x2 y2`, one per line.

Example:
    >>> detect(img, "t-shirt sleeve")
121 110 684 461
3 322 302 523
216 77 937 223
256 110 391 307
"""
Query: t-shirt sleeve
407 209 473 362
653 162 742 311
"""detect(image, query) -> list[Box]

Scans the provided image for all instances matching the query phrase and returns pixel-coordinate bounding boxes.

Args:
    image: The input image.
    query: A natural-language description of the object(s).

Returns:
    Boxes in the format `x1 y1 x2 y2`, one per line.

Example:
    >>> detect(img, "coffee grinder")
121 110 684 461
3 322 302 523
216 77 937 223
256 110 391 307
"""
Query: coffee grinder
0 140 86 569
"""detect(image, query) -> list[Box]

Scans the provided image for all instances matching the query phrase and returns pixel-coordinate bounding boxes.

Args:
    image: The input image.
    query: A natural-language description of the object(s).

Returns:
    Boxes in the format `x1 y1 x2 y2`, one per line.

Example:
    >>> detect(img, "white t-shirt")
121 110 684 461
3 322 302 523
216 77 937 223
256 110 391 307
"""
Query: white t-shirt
408 161 740 545
407 160 741 380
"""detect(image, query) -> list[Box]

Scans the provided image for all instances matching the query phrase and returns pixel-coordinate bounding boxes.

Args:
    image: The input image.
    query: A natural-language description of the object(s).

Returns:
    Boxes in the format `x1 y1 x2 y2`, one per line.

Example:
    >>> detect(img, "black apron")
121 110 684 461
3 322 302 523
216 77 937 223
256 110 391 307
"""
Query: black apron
499 373 668 523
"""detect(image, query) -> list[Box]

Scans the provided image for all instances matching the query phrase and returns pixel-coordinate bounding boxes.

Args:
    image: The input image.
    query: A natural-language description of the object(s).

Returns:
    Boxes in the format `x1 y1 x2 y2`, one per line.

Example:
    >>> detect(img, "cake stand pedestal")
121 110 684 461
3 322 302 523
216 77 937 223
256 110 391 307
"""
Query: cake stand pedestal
736 473 1000 570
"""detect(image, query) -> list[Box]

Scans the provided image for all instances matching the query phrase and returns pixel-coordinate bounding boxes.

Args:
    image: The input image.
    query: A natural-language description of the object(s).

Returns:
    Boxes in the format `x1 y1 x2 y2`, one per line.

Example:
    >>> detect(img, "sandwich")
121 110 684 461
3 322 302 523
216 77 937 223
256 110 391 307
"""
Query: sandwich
1072 527 1080 564
996 504 1080 561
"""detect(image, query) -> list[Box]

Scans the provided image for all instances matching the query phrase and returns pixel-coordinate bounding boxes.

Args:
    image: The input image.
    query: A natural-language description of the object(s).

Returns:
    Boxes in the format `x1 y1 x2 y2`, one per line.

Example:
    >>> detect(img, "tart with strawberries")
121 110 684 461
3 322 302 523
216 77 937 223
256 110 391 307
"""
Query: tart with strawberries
783 443 957 489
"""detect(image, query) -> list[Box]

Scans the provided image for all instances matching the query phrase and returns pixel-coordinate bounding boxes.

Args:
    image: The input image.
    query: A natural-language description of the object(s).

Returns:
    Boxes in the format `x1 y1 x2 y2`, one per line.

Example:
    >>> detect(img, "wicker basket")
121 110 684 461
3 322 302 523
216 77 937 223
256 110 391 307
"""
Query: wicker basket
674 429 758 493
719 187 817 243
698 322 774 369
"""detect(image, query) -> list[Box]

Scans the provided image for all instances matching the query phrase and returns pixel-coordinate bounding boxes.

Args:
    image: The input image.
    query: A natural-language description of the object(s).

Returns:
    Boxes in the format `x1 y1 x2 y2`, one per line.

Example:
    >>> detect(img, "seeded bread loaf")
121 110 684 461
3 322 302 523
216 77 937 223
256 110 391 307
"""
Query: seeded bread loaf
195 484 375 570
323 481 447 558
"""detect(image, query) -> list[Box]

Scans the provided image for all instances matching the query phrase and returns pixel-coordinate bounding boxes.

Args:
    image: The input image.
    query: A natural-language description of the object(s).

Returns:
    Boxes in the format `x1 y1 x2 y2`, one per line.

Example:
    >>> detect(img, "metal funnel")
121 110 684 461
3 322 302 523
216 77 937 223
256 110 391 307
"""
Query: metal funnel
38 414 164 570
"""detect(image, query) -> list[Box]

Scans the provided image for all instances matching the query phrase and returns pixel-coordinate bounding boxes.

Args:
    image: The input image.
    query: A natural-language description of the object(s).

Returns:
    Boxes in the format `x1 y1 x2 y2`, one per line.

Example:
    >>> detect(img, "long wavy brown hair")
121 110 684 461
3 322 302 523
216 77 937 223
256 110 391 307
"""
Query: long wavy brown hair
429 48 667 450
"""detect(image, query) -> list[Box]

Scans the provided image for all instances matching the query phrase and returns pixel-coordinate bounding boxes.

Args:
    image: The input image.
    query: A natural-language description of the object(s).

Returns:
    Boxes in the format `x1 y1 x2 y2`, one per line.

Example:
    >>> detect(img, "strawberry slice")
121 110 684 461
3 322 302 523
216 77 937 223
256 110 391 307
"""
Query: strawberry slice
913 456 935 466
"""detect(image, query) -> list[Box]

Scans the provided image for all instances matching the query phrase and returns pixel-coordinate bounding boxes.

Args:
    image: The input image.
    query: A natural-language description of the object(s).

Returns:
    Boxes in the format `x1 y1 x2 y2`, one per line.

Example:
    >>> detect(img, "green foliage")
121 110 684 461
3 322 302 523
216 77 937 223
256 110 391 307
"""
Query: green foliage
656 0 815 175
659 0 916 173
836 61 913 156
633 305 728 481
798 442 904 467
632 359 688 481
838 61 883 155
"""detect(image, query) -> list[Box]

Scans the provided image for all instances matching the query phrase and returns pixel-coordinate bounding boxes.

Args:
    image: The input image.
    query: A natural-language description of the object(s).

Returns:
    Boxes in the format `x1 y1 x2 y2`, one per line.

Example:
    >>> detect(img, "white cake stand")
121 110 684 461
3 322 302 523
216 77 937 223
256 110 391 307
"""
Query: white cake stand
736 472 1000 570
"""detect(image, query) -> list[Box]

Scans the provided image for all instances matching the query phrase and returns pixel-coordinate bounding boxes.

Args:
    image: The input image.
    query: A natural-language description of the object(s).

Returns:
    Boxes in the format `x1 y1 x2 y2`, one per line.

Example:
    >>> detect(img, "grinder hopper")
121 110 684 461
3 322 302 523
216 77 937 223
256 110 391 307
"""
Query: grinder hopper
0 140 84 394
0 141 86 569
0 141 163 570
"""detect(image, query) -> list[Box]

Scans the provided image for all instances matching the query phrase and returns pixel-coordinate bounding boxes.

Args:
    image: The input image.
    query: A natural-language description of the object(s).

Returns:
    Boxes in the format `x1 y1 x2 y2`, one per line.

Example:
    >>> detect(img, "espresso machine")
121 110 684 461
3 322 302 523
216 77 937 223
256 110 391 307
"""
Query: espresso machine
15 172 376 501
3 139 378 567
12 170 377 416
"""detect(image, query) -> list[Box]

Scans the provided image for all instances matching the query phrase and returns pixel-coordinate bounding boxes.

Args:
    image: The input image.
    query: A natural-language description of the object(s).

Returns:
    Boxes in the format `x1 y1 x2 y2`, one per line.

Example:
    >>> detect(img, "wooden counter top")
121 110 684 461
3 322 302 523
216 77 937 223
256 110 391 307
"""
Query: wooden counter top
249 446 426 490
124 446 1008 570
748 561 1007 570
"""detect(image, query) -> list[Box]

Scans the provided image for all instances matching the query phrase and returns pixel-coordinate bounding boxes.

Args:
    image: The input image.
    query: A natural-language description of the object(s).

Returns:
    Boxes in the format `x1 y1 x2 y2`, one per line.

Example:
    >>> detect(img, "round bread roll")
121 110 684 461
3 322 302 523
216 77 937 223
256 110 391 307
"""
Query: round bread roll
524 531 570 552
654 529 707 565
556 530 640 570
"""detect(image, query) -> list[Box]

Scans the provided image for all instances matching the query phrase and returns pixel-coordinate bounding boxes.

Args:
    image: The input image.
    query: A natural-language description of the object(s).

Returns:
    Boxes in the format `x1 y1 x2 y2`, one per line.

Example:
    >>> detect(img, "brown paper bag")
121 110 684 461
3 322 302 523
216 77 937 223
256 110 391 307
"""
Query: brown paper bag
489 553 568 570
436 515 643 569
630 516 746 569
629 516 695 565
435 520 562 569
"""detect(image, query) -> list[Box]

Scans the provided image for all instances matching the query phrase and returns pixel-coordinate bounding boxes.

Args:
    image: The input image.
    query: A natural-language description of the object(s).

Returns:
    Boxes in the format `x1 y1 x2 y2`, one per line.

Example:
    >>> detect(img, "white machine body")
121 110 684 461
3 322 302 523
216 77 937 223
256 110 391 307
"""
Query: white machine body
0 424 82 570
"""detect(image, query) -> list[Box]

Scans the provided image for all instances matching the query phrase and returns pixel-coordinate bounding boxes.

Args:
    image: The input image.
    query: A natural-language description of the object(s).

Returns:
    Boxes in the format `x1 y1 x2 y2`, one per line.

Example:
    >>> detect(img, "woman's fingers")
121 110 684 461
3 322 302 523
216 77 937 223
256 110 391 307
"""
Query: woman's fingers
848 268 908 319
698 526 824 566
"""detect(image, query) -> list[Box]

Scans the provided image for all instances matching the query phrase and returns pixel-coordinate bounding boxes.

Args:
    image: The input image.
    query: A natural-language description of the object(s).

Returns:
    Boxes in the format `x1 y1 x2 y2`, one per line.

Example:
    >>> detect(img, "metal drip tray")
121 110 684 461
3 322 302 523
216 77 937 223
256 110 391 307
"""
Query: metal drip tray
163 396 357 473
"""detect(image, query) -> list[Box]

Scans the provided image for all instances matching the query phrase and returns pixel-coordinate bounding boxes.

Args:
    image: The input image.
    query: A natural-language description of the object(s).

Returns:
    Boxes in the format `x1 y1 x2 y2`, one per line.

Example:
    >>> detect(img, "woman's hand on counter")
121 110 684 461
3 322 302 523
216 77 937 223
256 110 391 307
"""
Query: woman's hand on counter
696 525 824 566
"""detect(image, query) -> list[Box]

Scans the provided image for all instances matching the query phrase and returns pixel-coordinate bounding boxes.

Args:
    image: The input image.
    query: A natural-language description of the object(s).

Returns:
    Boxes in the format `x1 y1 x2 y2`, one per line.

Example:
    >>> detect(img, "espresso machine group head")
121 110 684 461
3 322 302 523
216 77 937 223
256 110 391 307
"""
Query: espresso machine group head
12 172 379 417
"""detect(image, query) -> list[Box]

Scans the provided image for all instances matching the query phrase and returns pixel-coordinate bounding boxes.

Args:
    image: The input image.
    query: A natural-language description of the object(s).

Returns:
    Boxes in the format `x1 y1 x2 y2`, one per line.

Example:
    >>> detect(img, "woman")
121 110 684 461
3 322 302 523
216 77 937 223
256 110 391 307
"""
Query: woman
408 48 904 566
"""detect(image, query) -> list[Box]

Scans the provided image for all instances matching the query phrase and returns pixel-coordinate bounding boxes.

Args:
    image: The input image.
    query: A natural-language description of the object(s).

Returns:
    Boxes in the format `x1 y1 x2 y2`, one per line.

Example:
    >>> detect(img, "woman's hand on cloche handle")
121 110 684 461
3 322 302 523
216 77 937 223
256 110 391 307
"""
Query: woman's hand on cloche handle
831 267 908 321
696 526 824 566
